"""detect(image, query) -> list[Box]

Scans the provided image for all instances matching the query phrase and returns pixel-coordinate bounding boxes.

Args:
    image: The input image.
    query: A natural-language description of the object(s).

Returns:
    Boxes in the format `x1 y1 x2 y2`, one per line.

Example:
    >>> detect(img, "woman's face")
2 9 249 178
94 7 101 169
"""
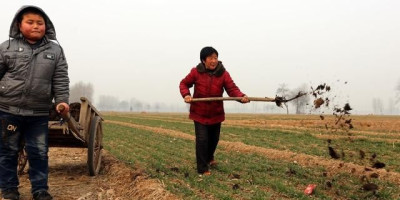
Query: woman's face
203 53 218 70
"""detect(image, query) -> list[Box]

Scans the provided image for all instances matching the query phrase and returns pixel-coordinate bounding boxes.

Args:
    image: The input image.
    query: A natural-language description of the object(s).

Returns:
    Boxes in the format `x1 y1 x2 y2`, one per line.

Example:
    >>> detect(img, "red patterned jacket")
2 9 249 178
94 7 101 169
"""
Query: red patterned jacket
179 62 245 125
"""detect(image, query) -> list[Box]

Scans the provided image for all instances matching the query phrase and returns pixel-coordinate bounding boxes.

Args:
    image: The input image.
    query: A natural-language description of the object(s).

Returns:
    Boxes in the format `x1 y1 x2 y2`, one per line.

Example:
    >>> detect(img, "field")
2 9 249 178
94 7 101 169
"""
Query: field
102 112 400 199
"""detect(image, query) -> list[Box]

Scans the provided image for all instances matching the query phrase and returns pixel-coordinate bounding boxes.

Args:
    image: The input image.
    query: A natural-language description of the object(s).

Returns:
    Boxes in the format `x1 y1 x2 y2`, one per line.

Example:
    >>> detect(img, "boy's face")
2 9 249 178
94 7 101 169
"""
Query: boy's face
19 13 46 44
203 53 218 71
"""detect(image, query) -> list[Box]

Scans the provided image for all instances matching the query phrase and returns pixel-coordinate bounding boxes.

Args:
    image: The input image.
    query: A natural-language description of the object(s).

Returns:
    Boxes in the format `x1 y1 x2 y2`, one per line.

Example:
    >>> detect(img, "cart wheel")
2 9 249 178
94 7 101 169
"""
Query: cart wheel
17 148 28 175
88 115 103 176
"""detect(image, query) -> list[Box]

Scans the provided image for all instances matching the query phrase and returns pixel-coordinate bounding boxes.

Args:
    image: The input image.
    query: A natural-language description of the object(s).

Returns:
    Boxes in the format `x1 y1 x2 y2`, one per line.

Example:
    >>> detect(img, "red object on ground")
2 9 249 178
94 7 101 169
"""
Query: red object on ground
304 184 317 195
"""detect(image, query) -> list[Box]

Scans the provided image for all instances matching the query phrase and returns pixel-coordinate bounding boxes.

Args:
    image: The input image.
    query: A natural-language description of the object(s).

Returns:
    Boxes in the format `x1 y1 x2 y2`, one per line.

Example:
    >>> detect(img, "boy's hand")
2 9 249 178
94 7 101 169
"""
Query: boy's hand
56 102 69 115
184 95 192 103
241 95 250 103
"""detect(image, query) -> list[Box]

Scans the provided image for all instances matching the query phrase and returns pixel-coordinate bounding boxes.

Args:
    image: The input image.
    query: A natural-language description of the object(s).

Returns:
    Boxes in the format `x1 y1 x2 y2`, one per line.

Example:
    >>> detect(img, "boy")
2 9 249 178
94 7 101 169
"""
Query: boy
0 5 69 200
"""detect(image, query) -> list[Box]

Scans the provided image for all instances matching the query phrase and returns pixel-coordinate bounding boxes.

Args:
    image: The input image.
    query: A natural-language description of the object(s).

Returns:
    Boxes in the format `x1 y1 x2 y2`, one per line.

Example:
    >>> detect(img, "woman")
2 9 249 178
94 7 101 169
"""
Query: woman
179 46 249 175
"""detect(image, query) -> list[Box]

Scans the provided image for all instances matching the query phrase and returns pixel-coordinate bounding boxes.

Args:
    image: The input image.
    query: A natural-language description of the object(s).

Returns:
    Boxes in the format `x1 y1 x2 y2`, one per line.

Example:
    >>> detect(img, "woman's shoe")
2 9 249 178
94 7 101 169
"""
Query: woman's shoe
198 170 211 177
209 160 217 167
203 171 211 176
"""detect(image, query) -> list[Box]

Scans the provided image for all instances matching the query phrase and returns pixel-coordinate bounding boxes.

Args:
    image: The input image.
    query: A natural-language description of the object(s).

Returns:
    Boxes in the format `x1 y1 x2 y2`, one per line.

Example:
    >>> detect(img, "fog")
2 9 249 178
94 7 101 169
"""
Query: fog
1 0 399 114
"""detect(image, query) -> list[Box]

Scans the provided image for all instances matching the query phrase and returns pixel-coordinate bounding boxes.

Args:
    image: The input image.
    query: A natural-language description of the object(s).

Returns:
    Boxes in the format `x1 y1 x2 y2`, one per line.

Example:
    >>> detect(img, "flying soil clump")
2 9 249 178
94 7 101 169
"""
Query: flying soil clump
308 82 386 195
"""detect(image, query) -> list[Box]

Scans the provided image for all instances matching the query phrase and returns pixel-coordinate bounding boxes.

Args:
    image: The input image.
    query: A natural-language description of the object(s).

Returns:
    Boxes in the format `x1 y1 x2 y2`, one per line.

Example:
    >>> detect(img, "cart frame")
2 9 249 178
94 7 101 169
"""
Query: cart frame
18 97 104 176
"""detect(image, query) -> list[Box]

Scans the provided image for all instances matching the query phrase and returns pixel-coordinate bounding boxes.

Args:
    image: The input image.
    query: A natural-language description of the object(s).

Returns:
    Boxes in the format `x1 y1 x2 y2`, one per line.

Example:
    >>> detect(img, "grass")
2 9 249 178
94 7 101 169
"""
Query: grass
106 114 400 173
103 113 400 199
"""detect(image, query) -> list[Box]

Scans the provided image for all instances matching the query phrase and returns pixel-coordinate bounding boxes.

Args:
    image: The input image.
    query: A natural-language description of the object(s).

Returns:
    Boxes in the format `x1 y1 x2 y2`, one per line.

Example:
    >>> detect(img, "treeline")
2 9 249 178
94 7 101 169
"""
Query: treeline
96 96 187 112
67 81 325 114
69 81 400 114
69 81 187 112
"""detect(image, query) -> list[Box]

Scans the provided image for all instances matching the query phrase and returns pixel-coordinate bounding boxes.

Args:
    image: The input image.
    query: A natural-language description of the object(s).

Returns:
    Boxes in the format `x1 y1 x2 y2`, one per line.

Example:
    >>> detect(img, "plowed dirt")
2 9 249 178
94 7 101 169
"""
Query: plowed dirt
16 148 177 200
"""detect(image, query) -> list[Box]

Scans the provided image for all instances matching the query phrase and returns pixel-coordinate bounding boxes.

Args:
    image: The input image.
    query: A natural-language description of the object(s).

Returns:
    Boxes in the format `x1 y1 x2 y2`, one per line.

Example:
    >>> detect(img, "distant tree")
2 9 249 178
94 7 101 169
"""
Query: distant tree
372 98 384 115
158 102 168 112
154 103 160 112
118 100 130 111
276 83 290 114
69 81 94 103
396 78 400 106
387 98 396 115
290 84 311 114
135 101 143 112
129 98 143 112
264 104 280 113
144 104 151 112
98 95 119 111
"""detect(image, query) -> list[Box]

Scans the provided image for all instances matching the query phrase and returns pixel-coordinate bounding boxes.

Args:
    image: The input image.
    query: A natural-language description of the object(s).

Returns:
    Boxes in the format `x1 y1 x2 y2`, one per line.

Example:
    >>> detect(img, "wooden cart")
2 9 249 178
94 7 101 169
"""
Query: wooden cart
18 97 104 176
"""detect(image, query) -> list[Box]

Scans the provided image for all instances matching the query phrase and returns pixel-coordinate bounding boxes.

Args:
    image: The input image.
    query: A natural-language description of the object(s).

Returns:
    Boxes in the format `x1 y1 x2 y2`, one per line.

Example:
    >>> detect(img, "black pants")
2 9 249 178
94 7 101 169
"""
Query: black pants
194 121 221 173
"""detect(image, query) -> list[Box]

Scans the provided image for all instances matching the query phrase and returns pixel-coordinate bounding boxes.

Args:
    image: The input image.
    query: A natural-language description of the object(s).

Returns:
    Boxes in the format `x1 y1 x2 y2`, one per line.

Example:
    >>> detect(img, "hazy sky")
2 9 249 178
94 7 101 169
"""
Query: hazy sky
1 0 399 114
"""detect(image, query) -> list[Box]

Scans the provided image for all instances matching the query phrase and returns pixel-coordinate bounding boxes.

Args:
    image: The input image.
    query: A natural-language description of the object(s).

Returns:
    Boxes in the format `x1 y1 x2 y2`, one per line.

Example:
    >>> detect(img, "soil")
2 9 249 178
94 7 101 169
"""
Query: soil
16 148 177 200
10 103 177 200
106 120 400 186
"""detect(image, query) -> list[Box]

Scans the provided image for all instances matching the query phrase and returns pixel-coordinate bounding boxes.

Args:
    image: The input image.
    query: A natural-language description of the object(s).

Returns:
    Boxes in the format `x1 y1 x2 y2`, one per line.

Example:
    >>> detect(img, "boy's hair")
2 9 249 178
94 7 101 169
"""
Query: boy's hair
200 46 218 63
17 7 46 25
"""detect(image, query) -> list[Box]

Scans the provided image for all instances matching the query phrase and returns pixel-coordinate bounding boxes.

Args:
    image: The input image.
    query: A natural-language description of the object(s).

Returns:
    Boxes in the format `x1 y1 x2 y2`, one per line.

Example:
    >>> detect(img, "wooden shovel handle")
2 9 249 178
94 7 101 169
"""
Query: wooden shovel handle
191 97 275 102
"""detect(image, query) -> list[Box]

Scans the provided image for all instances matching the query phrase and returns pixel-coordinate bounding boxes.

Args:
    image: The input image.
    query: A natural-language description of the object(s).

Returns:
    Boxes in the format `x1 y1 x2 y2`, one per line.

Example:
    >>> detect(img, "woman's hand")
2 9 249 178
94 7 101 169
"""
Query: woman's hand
56 102 70 115
184 95 192 103
241 95 250 103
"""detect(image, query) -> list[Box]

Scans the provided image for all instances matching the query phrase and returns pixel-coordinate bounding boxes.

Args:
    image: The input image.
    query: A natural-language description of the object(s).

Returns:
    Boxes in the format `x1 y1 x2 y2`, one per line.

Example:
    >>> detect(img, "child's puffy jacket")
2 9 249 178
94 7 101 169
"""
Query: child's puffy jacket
0 5 69 116
179 62 245 124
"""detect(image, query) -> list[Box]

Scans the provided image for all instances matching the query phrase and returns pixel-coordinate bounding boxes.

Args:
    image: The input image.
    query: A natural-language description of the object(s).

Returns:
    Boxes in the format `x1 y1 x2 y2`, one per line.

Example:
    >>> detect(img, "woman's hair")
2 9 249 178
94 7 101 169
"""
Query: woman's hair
200 46 218 63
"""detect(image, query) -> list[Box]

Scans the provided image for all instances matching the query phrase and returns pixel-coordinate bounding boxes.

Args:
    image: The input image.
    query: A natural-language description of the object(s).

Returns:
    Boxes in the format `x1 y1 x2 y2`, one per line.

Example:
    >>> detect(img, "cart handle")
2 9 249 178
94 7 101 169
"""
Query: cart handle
57 105 83 138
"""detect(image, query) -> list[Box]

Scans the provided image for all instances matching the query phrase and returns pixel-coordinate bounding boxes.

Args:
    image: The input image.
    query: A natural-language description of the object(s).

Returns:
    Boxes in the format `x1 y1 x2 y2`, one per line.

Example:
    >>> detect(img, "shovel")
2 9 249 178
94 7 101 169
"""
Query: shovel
191 92 307 107
191 96 275 102
191 96 283 107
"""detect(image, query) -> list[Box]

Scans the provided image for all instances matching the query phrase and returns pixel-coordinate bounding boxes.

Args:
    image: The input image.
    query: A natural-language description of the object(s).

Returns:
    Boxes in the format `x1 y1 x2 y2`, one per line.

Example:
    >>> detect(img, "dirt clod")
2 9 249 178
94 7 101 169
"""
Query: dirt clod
286 168 297 176
359 150 365 159
328 146 340 159
228 173 241 179
372 161 385 169
314 98 325 108
274 96 284 107
364 167 373 171
370 173 379 178
170 167 179 172
326 181 332 188
362 183 378 191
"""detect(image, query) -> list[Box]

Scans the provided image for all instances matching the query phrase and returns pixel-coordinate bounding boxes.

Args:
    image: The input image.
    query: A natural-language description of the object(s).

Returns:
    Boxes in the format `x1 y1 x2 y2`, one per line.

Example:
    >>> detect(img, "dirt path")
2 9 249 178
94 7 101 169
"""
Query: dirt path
17 148 177 200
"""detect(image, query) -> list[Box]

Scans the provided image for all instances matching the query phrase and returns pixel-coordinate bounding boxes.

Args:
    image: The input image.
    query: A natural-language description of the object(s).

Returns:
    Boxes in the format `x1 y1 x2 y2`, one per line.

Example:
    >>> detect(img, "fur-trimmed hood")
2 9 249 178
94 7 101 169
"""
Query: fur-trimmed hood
9 5 57 40
196 61 226 77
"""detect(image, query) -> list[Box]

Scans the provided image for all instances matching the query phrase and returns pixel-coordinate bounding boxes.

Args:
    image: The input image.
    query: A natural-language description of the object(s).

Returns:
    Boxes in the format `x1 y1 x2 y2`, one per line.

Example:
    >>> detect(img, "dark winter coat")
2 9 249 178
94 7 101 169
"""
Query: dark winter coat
0 5 69 116
179 62 245 124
